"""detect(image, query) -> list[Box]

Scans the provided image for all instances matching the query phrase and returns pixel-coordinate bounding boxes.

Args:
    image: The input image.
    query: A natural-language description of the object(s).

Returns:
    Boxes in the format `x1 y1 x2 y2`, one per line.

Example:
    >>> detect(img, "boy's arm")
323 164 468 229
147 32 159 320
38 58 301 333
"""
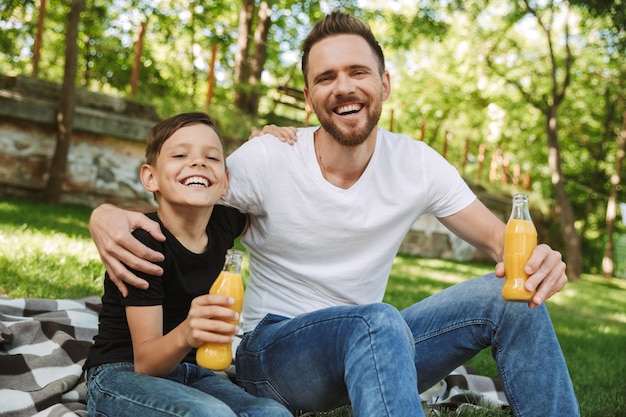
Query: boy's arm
127 294 239 376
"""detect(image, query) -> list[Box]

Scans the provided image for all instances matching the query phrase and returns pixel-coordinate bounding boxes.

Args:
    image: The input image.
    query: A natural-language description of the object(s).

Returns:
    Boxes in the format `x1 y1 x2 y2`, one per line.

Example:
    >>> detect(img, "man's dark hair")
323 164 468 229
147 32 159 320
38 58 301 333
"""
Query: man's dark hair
301 10 385 87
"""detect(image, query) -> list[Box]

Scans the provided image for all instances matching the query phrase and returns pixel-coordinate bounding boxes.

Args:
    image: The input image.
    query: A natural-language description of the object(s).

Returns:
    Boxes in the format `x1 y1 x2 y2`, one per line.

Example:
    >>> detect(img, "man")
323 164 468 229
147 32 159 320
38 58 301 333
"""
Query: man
90 11 579 417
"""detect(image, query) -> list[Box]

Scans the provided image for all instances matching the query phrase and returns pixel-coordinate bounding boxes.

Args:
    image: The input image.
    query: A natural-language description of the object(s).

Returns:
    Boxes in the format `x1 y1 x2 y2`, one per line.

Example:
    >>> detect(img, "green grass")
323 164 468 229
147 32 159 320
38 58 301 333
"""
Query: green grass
1 195 625 417
0 196 104 298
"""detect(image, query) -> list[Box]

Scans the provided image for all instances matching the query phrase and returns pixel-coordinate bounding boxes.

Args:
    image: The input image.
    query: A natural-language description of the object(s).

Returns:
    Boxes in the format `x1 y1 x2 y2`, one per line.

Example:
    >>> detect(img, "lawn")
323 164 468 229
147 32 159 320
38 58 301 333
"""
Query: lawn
1 195 625 417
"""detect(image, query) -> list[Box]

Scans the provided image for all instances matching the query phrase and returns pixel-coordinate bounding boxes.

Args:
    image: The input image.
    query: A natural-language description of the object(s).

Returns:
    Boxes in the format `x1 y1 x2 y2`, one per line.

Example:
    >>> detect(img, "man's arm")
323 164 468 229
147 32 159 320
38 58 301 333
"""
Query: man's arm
438 199 567 308
89 204 166 296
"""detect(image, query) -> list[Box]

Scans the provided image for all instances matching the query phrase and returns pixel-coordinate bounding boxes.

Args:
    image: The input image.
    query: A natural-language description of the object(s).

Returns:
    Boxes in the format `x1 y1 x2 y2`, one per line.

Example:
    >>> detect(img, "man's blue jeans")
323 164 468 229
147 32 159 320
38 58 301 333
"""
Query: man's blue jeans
85 362 291 417
235 274 580 417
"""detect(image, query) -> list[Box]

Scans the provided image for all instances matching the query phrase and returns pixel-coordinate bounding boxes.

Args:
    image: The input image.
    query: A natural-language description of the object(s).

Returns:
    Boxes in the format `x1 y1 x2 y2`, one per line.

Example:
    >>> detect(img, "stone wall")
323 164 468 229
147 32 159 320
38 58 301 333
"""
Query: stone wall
0 74 160 207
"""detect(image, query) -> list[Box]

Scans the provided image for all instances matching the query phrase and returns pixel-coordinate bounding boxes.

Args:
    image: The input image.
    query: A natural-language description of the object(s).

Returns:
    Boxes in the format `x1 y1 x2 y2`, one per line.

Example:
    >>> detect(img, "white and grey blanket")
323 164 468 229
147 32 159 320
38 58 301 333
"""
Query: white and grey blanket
0 297 508 417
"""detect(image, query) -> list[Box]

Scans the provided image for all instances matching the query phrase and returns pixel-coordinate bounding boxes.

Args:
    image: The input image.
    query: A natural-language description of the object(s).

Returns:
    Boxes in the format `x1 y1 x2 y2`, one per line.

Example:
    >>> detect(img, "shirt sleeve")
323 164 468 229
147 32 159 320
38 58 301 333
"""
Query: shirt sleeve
422 144 477 218
121 227 166 307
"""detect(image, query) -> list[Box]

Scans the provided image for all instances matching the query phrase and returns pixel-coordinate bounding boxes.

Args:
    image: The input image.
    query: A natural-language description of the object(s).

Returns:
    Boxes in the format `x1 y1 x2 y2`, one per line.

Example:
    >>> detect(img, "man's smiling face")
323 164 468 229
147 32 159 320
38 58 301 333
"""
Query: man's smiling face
304 34 390 147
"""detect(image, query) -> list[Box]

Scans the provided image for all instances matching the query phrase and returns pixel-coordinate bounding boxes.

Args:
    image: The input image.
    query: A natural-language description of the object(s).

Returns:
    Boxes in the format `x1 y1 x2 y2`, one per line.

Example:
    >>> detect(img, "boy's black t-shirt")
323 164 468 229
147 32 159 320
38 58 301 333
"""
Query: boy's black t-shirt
84 206 246 369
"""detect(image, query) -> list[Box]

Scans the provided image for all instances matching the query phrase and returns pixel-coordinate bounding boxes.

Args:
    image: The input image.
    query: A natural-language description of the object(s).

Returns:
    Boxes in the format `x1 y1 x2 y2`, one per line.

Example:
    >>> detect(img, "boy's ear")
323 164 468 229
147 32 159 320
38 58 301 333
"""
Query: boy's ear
140 164 158 192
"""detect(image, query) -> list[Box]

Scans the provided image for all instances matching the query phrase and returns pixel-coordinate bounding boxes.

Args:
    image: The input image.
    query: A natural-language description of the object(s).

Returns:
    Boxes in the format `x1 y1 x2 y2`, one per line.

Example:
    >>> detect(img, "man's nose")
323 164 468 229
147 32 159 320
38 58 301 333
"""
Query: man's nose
334 73 356 95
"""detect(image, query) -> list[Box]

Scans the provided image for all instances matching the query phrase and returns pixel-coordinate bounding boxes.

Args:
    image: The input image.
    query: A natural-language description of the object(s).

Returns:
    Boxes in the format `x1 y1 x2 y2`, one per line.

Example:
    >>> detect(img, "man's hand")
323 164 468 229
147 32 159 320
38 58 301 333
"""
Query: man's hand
495 243 567 308
89 204 166 297
249 125 298 144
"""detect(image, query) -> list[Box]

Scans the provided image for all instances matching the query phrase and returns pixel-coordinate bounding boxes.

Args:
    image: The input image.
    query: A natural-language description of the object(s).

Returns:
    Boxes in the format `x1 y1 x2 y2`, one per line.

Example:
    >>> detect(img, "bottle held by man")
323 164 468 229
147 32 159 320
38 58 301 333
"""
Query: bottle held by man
503 194 537 302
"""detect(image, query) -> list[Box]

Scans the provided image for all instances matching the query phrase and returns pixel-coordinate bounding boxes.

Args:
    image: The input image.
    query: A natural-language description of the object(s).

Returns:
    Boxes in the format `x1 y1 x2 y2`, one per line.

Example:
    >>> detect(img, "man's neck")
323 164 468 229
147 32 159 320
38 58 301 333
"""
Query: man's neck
315 128 377 189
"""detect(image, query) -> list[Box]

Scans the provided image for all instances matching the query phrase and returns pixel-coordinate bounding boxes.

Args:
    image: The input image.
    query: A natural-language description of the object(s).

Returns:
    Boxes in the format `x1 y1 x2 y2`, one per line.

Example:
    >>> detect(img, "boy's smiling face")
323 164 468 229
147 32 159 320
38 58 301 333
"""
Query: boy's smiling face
141 123 229 208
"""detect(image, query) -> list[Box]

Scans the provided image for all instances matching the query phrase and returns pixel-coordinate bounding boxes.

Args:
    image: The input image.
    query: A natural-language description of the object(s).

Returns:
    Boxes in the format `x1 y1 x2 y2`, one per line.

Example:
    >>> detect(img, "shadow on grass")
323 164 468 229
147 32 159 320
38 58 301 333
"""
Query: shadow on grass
0 196 93 239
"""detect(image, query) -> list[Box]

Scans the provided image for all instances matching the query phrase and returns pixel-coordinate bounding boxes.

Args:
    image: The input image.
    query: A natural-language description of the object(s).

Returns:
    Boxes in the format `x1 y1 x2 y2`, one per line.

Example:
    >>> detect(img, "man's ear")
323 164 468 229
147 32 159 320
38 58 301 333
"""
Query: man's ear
140 164 158 192
381 71 391 101
304 87 313 113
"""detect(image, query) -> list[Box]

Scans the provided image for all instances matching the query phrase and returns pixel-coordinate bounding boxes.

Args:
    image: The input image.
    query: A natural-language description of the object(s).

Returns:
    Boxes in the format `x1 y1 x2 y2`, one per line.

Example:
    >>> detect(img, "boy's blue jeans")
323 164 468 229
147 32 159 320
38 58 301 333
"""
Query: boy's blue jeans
85 362 291 417
236 274 580 417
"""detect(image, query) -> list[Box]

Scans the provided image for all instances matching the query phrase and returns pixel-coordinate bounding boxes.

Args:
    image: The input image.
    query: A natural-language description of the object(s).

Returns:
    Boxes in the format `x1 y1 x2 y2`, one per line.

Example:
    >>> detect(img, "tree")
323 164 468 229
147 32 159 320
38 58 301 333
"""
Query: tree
485 0 582 280
43 0 84 204
603 108 626 277
233 0 272 116
31 0 46 77
233 0 254 113
567 0 626 276
130 20 146 96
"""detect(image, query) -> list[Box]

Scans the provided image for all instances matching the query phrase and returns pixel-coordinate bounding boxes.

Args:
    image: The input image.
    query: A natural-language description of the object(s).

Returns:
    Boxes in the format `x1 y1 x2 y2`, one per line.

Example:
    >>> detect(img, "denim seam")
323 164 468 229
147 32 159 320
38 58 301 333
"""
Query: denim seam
244 314 371 353
411 318 498 343
362 314 393 417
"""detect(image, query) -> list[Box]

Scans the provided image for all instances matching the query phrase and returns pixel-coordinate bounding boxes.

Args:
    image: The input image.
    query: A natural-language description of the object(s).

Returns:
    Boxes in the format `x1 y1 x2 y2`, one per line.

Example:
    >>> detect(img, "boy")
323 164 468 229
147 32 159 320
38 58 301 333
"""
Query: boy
83 112 290 417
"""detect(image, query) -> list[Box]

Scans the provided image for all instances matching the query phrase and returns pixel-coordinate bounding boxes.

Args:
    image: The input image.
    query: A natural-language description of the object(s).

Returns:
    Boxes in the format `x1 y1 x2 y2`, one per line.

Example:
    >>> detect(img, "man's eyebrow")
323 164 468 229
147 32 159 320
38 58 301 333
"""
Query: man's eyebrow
313 64 372 80
313 69 335 80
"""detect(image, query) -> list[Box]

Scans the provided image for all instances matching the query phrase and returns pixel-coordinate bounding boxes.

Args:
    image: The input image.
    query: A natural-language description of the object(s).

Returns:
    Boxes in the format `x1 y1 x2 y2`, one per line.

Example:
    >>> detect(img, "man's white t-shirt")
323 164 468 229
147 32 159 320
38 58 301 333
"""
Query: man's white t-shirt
224 126 476 332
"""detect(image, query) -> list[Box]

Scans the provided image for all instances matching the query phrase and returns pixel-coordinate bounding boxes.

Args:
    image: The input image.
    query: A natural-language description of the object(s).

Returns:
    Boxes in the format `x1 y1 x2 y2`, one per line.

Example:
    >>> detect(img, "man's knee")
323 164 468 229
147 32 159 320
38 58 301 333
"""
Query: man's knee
357 303 413 340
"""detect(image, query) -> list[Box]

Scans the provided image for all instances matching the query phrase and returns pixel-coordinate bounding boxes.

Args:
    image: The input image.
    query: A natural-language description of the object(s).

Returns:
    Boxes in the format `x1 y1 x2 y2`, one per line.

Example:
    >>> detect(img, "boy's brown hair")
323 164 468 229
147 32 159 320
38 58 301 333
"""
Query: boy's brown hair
145 112 223 166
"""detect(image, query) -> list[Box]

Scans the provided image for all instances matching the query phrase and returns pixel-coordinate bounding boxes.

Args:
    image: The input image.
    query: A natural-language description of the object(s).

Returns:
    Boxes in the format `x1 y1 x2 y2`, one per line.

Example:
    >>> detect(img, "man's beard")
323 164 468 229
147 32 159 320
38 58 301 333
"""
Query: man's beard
317 101 382 147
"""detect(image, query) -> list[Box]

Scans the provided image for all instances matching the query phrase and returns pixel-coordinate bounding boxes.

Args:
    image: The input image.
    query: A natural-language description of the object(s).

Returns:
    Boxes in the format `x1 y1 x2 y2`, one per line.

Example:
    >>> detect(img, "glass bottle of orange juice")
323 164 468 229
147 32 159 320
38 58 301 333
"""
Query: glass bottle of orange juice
503 193 537 302
196 249 244 370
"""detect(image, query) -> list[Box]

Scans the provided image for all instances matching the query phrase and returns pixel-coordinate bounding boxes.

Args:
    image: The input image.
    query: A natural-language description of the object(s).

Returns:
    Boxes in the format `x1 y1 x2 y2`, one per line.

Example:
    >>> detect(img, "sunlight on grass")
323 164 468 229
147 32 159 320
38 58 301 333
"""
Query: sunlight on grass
385 256 494 309
0 197 104 298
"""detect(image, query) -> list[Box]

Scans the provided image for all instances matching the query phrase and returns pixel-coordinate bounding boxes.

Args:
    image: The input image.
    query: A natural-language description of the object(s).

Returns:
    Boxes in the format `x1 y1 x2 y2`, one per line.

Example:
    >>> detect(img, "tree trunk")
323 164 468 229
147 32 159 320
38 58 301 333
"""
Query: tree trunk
130 20 146 96
546 105 582 281
233 0 254 110
31 0 47 77
205 43 218 111
512 1 582 280
242 1 271 116
603 109 626 277
43 0 84 204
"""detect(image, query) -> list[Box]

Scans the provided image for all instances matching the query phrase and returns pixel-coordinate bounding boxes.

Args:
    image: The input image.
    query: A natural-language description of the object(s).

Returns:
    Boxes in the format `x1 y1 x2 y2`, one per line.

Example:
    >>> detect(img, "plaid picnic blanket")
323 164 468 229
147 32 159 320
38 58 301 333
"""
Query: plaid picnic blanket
0 297 100 417
0 297 508 417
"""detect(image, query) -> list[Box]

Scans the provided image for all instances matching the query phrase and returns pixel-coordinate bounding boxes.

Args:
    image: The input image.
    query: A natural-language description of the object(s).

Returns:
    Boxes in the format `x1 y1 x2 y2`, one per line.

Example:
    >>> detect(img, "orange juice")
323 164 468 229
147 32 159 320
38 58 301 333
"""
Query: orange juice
503 218 537 301
196 269 244 370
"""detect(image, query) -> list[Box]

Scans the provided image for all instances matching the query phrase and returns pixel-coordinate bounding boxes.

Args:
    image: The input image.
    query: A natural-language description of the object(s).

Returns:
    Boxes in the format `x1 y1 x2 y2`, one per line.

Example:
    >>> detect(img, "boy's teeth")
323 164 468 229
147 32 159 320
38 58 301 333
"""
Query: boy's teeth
183 176 208 187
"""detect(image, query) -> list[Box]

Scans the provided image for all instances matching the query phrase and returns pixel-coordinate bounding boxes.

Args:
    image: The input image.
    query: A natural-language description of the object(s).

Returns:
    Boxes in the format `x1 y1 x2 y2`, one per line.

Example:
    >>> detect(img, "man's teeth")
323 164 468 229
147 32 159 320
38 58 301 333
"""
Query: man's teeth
183 176 209 187
336 104 361 115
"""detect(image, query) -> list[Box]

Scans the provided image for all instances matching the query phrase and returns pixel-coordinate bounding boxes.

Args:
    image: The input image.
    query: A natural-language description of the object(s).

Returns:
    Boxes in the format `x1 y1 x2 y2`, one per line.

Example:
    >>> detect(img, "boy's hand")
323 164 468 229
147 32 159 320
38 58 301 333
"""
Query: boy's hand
184 294 240 347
